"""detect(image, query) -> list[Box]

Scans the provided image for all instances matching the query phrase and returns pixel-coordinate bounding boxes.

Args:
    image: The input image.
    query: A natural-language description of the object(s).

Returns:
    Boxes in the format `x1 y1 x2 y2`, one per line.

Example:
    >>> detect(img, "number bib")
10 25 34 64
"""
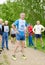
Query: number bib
4 26 9 32
18 19 26 31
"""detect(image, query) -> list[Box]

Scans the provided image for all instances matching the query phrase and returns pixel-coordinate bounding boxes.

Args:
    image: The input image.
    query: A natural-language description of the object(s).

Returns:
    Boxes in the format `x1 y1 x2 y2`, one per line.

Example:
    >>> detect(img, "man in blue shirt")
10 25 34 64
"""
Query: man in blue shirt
12 13 27 60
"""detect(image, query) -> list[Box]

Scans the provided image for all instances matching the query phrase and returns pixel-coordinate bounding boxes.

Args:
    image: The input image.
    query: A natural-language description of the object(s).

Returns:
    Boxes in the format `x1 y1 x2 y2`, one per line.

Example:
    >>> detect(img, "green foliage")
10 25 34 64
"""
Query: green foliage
0 0 45 27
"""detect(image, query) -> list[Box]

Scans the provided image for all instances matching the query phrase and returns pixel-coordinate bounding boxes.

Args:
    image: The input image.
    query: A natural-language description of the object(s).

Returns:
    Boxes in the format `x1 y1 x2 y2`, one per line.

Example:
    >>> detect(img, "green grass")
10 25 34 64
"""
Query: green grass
26 37 45 53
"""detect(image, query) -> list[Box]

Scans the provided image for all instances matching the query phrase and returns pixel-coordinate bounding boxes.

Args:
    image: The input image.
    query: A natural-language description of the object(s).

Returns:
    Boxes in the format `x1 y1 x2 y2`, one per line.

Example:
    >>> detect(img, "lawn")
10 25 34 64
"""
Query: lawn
26 37 45 53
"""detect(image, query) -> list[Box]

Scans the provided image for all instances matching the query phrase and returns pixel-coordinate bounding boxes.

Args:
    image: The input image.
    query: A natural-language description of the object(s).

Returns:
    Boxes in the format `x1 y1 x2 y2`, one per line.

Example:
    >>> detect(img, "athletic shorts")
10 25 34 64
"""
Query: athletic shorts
35 34 42 38
16 33 25 41
11 34 16 38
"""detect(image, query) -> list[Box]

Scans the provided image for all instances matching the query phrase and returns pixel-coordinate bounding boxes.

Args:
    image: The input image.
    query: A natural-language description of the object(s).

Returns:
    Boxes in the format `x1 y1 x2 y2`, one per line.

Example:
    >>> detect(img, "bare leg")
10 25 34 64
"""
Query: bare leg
34 37 37 47
21 41 25 55
13 40 20 55
21 41 27 59
25 39 27 48
40 37 44 48
12 40 20 60
34 37 37 49
11 37 13 43
13 37 16 44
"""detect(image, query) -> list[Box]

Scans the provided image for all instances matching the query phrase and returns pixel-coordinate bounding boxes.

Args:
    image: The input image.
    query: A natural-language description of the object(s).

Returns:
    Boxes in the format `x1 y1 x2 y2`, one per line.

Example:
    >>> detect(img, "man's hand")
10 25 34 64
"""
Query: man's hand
16 30 19 34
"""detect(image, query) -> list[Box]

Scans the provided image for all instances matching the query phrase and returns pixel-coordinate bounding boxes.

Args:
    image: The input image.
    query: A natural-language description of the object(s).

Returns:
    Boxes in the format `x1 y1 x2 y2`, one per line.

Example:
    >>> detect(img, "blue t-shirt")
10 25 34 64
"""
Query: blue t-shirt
13 19 27 35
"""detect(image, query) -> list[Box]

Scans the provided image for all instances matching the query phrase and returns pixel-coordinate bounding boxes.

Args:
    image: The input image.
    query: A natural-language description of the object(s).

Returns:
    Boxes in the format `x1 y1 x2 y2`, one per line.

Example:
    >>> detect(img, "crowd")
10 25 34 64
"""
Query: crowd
0 12 45 60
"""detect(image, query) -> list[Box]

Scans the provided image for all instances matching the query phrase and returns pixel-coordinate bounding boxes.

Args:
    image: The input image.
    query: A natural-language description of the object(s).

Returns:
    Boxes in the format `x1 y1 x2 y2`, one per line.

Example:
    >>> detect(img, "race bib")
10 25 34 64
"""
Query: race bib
4 26 9 32
18 19 25 31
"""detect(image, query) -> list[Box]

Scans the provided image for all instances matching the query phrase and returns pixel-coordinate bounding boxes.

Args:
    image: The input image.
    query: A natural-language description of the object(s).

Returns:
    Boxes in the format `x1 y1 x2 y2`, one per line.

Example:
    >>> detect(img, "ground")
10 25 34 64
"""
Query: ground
0 40 45 65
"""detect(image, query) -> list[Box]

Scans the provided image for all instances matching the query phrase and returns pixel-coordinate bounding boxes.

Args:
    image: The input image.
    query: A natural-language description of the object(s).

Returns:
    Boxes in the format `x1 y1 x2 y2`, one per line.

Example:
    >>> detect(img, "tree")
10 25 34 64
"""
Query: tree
0 0 45 27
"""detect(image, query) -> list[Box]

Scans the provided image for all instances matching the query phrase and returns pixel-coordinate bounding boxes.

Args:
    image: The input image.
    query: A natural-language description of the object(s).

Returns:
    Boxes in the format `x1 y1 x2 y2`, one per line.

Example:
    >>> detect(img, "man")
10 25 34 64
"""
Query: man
28 24 34 46
12 13 27 60
33 21 44 49
2 21 9 50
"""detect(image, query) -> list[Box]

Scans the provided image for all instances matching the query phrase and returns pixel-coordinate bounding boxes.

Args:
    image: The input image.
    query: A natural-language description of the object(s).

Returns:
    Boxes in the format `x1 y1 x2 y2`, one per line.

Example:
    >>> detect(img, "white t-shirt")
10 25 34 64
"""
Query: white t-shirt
33 24 44 34
11 28 15 34
4 26 9 32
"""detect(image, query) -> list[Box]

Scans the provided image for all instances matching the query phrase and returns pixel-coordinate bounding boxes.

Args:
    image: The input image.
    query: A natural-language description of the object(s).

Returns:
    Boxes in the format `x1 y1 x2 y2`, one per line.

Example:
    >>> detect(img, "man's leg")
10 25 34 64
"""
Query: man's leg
12 40 20 60
2 33 5 49
30 36 34 46
13 40 20 55
25 38 27 48
34 37 37 49
5 33 9 49
21 41 27 59
29 35 34 46
28 35 31 46
21 41 25 55
40 37 44 48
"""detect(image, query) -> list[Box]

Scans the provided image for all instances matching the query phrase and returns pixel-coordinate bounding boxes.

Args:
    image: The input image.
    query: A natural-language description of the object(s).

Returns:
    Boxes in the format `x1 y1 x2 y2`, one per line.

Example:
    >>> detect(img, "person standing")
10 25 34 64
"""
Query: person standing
33 21 44 49
12 13 27 60
10 26 16 44
2 21 9 50
28 24 34 46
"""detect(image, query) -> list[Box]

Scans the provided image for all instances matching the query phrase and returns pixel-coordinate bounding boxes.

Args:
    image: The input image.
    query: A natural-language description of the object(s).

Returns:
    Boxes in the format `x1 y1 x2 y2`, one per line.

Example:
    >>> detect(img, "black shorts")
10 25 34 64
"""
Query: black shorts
35 34 42 38
11 34 16 38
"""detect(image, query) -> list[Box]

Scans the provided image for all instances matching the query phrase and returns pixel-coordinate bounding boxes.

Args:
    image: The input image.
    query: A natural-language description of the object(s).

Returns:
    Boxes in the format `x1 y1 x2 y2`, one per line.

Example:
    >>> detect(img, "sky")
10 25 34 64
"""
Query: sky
0 0 6 4
0 0 16 4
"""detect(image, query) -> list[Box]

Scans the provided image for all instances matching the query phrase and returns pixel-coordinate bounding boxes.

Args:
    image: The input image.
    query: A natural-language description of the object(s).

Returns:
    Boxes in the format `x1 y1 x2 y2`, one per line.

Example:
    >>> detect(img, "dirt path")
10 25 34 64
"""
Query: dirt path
0 40 45 65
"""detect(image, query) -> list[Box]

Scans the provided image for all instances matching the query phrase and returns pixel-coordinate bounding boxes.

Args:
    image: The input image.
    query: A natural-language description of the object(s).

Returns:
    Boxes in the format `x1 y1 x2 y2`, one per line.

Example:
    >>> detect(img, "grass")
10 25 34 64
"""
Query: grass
26 37 45 53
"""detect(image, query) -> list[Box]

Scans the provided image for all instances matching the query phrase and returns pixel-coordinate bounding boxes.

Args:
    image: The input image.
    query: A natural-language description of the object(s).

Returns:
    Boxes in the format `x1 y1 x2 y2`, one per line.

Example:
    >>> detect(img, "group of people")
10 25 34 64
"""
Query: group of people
0 12 45 60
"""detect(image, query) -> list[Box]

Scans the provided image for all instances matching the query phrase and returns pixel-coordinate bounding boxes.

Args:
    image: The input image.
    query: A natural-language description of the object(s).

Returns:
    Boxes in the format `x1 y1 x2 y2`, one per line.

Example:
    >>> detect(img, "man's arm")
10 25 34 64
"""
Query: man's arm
41 25 45 32
12 20 19 34
33 26 35 33
12 24 16 31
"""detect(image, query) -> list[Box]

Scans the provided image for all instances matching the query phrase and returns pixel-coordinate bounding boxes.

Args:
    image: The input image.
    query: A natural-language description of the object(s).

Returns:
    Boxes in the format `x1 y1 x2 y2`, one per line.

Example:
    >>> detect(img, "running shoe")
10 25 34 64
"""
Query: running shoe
22 55 27 60
12 55 16 60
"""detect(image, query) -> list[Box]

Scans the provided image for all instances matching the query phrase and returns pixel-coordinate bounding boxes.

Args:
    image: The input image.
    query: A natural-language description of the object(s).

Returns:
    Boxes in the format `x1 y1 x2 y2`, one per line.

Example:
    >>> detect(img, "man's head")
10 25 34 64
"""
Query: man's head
36 21 40 25
20 13 25 20
0 18 3 24
5 20 8 25
2 23 4 25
